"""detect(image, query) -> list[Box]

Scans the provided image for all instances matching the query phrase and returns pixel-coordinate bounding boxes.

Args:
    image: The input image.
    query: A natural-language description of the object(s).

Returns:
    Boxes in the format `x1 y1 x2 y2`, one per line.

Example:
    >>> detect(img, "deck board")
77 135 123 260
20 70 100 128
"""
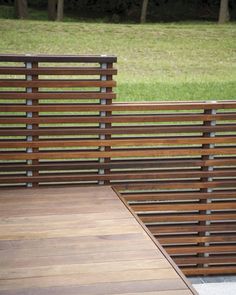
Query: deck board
0 186 197 295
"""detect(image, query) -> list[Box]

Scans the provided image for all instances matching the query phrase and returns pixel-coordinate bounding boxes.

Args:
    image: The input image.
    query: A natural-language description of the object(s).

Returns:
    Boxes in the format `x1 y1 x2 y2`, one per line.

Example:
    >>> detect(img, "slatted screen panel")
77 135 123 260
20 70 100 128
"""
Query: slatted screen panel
112 102 236 277
0 54 236 276
0 54 117 187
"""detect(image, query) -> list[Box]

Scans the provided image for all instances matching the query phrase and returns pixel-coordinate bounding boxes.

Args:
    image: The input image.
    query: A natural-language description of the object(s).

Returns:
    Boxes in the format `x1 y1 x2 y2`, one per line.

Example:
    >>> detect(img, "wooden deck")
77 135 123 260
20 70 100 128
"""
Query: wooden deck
0 186 197 295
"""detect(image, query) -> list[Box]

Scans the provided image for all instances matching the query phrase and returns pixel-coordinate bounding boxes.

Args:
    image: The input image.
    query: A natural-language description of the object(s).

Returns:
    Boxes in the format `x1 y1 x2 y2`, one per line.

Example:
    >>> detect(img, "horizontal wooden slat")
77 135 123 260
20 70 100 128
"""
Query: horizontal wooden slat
0 67 117 75
149 224 236 234
174 255 236 265
183 266 236 276
0 92 116 100
0 54 117 63
2 125 236 136
1 136 236 148
1 158 236 172
1 147 236 160
124 191 236 202
2 180 236 191
132 202 236 212
1 114 236 124
166 245 236 255
2 170 236 184
0 80 116 88
1 103 236 112
114 180 236 191
159 234 236 244
140 213 236 223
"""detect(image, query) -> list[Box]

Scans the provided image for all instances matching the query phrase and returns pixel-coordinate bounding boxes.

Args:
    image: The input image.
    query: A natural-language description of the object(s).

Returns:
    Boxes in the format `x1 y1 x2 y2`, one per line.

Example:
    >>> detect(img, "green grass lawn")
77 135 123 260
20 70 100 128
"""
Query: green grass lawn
0 8 235 101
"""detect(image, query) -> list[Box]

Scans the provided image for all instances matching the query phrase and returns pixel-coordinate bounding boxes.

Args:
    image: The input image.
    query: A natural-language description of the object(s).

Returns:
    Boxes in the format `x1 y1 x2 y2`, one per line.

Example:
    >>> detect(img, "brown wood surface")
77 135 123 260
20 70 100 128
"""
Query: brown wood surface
0 92 116 100
1 170 236 184
1 136 236 147
1 113 236 123
0 66 117 75
1 158 236 172
0 54 117 63
1 147 236 160
2 103 236 112
0 186 196 295
0 79 116 88
2 125 236 136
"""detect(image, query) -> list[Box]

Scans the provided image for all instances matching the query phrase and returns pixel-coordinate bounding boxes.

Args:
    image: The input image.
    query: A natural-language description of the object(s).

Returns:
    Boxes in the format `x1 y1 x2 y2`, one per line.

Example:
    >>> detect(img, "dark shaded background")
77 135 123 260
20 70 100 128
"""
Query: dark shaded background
1 0 236 22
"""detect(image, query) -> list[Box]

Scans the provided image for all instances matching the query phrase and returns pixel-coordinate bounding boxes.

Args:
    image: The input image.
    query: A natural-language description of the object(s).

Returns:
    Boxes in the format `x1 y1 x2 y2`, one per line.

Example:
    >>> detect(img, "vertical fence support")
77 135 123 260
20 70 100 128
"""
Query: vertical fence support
25 60 33 188
25 55 39 187
199 102 217 270
98 62 107 185
31 61 39 186
98 58 114 185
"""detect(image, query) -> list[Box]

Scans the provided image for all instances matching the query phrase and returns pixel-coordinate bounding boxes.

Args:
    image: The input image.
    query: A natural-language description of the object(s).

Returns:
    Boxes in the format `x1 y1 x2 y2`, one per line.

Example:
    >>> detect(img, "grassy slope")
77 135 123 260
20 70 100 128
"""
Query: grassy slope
0 14 235 101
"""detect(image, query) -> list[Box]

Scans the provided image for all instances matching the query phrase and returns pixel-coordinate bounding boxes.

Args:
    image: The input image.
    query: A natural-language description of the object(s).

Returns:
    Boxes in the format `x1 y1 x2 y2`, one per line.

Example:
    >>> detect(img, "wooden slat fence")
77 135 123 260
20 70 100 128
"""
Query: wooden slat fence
0 54 236 276
0 54 117 187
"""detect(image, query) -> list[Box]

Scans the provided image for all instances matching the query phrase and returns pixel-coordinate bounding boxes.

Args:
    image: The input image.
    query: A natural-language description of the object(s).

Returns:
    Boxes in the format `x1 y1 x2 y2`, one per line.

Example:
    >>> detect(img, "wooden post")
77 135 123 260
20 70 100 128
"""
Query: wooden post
98 58 114 185
98 61 108 185
25 59 33 188
199 103 217 270
25 55 39 187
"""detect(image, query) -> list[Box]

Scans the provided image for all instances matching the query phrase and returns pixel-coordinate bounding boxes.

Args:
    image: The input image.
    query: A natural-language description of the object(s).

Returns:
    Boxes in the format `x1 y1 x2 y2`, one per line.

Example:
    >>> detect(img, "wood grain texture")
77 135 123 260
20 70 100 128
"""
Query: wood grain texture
0 92 116 100
0 186 195 295
0 67 117 75
0 54 117 63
